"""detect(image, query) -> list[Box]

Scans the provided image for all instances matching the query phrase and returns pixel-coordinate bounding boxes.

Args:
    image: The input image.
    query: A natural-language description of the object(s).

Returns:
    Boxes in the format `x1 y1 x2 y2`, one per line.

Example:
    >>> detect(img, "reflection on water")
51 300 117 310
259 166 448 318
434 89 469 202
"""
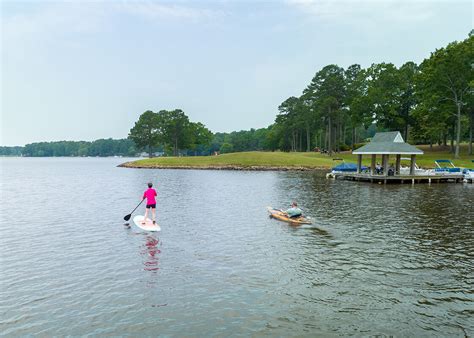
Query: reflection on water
141 235 160 273
0 157 473 336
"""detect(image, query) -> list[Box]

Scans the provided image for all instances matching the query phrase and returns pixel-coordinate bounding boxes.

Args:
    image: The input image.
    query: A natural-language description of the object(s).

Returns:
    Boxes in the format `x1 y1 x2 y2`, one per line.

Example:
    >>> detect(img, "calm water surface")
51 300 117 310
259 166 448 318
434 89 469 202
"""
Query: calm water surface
1 157 473 336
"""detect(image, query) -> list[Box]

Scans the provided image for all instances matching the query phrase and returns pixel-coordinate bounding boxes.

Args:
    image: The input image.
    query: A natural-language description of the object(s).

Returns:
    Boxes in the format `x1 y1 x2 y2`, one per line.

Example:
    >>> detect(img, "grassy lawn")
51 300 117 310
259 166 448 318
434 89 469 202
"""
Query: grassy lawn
127 151 337 168
124 145 474 169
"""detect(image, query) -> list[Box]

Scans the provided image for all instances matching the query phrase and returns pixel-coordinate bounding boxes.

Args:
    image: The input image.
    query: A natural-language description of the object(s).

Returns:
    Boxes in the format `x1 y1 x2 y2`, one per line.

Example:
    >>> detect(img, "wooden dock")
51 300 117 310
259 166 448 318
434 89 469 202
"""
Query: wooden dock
330 172 465 184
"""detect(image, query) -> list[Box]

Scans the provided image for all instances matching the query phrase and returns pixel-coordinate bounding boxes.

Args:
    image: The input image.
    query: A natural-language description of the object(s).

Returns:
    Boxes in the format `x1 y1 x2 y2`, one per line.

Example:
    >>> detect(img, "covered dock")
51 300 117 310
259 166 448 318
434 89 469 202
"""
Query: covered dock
334 131 463 184
332 172 464 184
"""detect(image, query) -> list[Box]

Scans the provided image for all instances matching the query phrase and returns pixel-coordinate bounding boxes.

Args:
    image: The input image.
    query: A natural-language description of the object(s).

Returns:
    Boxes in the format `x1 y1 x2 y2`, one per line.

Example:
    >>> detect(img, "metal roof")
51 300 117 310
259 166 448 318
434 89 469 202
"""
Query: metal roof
353 131 424 155
371 131 404 143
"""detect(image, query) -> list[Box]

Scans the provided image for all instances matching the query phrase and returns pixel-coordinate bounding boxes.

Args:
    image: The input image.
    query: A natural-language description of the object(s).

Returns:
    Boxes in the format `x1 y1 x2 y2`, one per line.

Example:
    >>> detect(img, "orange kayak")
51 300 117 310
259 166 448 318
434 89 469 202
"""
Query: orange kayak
267 207 312 225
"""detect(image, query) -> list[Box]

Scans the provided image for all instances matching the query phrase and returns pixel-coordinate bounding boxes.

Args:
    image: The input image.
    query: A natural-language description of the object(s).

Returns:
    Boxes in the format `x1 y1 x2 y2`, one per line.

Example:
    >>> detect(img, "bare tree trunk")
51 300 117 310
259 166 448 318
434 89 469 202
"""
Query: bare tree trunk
343 124 347 148
306 127 311 152
340 123 344 149
299 131 302 152
291 131 294 152
450 133 454 154
337 121 340 151
469 111 473 155
455 102 461 158
325 127 328 151
328 112 332 156
351 126 355 149
289 132 292 151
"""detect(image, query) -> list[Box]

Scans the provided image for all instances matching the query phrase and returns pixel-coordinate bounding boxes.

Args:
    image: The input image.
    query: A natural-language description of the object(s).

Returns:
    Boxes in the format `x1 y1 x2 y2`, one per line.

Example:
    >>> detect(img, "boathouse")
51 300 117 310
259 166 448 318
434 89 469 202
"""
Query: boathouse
331 131 464 183
353 131 423 175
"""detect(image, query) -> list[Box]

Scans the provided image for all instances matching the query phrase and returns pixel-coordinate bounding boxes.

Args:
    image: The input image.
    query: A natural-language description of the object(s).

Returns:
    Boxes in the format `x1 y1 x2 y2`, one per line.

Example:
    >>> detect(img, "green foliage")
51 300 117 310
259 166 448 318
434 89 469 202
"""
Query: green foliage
415 35 473 157
19 139 136 157
219 142 234 154
159 109 193 156
129 109 214 156
267 32 473 156
338 144 351 151
128 110 162 157
0 146 23 156
353 143 367 150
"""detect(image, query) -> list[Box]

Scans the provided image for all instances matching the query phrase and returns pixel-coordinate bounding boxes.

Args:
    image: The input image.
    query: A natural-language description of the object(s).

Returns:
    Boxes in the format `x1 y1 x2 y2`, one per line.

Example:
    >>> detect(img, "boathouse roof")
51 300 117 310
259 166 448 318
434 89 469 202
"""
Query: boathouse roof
353 131 424 155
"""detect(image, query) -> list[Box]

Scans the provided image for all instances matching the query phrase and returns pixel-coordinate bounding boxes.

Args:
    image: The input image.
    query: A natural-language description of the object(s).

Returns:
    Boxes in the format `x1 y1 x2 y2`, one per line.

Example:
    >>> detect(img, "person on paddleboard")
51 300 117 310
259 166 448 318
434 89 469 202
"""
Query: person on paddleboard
142 182 157 224
285 202 302 218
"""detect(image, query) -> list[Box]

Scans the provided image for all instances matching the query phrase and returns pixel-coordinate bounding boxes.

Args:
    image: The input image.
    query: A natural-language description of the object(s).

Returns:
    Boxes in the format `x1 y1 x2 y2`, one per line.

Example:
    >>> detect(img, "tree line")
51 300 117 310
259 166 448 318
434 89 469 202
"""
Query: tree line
272 32 473 157
0 139 137 157
128 110 286 156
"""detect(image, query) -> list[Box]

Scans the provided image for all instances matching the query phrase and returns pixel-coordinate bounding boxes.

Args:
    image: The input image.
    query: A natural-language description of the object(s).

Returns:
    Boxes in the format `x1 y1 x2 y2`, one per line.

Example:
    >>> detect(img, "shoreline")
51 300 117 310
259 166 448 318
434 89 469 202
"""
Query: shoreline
117 150 474 172
118 161 328 171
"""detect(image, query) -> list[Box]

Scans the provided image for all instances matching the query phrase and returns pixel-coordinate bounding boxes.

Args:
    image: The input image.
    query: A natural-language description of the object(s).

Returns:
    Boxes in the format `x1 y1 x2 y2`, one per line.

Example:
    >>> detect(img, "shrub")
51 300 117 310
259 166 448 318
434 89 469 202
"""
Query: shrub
220 143 234 154
339 144 351 151
353 142 367 150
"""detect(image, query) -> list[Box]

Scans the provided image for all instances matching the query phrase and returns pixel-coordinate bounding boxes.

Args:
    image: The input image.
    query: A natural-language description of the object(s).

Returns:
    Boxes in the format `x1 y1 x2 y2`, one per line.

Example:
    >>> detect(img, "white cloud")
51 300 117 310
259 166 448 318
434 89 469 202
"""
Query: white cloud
1 1 224 44
286 0 438 23
117 1 225 21
2 2 109 43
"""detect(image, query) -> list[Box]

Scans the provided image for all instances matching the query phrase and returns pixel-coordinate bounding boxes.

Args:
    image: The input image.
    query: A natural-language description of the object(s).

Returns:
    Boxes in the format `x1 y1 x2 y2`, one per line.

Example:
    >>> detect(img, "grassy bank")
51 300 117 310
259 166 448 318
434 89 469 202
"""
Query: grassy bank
120 151 335 170
119 145 474 170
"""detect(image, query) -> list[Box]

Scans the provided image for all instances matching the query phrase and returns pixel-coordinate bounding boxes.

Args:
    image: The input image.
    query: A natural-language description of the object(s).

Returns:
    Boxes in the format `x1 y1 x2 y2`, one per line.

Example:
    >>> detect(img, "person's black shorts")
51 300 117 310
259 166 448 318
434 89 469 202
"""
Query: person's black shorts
146 204 156 209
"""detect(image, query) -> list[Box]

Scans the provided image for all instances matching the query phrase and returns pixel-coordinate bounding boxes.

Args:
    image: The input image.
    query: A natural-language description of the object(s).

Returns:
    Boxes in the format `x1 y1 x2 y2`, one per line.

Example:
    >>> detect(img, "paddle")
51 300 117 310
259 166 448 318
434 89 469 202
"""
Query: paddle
124 199 145 221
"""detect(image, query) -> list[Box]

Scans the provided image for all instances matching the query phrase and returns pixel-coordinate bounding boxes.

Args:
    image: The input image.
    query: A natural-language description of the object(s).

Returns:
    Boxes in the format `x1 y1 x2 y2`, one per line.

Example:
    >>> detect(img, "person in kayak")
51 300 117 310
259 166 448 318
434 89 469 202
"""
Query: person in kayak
285 202 302 218
142 182 157 224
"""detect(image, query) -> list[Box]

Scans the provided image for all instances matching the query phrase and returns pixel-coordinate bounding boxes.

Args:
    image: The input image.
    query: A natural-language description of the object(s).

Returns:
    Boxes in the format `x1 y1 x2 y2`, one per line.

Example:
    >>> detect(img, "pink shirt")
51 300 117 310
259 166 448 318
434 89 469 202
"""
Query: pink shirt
143 188 157 205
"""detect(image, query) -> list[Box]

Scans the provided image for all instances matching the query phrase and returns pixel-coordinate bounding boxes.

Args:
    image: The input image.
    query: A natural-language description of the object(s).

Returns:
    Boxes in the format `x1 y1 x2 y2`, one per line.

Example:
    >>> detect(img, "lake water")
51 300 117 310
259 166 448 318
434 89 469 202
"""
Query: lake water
1 157 473 336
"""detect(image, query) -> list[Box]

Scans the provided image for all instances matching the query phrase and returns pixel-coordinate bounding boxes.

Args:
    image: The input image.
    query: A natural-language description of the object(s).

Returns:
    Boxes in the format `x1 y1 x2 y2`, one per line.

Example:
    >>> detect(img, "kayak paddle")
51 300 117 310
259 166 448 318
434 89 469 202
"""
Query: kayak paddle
124 199 145 221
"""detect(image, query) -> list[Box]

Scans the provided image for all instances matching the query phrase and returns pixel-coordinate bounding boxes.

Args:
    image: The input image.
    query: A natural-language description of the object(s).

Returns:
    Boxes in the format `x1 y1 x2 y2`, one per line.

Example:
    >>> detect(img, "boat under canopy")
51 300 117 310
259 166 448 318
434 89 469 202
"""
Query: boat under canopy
332 162 368 172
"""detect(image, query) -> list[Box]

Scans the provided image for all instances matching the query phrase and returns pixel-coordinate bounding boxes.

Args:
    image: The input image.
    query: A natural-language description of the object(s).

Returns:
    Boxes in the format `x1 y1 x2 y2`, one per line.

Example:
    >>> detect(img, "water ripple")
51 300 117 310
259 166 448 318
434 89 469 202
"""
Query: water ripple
0 158 473 336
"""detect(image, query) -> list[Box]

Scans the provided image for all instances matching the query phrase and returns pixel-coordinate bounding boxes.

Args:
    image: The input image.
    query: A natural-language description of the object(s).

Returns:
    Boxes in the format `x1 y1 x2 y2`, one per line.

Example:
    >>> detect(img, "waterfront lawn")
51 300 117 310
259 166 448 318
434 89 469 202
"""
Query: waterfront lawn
126 145 474 169
128 151 337 168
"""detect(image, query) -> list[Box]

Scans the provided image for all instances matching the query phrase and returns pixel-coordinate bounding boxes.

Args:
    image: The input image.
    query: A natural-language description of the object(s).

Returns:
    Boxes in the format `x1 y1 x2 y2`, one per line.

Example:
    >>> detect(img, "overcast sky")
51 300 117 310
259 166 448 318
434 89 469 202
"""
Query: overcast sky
1 0 472 146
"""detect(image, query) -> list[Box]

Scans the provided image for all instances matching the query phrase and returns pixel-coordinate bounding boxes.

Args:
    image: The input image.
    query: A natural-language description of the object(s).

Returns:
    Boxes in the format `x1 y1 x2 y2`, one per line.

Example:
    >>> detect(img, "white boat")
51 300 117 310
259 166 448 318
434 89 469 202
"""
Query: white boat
434 159 461 172
326 159 368 179
463 160 474 183
399 158 434 176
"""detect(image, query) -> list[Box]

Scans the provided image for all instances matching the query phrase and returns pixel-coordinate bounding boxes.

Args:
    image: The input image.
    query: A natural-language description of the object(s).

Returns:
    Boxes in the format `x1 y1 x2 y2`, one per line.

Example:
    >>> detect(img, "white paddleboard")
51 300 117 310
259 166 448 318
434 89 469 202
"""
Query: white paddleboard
133 215 161 232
